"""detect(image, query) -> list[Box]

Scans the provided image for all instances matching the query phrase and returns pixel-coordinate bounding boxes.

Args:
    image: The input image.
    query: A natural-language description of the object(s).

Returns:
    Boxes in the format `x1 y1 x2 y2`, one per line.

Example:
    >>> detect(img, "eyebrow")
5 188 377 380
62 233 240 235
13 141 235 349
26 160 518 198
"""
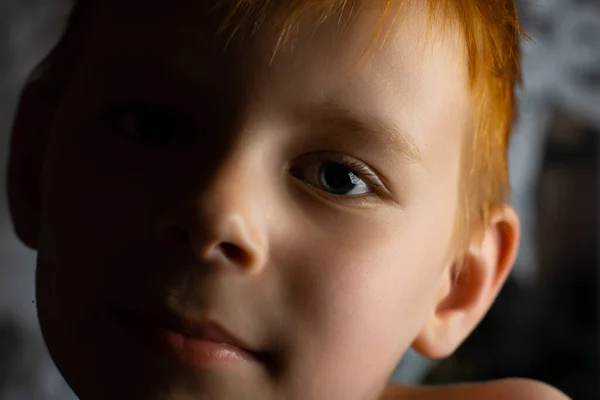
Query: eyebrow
89 55 423 164
297 102 423 164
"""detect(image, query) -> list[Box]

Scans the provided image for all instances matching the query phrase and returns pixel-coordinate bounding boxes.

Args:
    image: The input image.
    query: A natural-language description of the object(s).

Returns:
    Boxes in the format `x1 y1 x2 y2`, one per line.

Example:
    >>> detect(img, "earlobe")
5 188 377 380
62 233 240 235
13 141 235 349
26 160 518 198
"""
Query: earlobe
411 206 521 359
7 81 49 249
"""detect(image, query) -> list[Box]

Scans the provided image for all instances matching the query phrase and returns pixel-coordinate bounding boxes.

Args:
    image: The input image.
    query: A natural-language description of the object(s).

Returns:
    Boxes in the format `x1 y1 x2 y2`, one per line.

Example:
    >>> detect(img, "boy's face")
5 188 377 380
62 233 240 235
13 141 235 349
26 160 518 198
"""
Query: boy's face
34 1 470 399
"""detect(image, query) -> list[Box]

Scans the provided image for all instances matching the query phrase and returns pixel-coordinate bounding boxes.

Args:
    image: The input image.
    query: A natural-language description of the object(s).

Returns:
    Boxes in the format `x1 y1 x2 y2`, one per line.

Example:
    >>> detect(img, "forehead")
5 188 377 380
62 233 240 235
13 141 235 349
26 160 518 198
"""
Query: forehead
73 0 470 164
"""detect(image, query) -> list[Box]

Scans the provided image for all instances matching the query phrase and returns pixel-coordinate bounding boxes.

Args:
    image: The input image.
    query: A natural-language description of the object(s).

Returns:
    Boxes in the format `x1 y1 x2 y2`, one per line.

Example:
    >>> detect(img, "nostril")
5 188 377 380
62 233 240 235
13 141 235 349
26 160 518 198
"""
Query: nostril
220 242 251 265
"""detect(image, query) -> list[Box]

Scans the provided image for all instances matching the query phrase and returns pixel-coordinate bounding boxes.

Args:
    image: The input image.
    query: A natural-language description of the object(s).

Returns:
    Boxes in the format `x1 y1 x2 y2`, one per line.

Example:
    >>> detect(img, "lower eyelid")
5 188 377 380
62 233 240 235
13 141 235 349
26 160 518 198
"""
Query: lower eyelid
294 177 382 208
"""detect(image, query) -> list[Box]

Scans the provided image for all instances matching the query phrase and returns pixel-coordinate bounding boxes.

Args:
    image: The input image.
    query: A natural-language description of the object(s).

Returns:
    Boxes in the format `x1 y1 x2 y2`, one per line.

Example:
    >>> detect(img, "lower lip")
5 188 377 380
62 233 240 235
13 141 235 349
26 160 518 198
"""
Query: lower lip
114 313 257 367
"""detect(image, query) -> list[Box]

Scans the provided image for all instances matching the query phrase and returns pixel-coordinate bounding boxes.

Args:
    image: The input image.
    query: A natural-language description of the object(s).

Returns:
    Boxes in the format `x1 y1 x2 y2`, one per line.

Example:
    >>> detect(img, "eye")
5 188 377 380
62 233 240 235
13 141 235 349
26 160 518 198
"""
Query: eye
312 162 370 195
290 153 385 197
109 106 182 144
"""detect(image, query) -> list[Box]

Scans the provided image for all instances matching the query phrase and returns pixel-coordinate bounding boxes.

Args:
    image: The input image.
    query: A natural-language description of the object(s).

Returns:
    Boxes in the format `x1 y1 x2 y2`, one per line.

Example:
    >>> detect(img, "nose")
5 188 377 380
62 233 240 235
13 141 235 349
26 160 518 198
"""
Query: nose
155 153 269 274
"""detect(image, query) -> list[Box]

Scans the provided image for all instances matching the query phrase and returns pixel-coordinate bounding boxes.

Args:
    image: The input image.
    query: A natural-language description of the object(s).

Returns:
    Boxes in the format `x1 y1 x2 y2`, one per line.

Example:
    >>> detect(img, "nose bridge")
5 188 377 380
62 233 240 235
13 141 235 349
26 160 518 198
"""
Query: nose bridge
175 142 270 272
201 148 264 226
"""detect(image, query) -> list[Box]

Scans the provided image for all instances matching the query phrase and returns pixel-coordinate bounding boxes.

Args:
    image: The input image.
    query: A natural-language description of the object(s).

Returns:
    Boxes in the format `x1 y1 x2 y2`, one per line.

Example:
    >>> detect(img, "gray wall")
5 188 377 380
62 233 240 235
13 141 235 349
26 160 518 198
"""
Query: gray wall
0 2 77 399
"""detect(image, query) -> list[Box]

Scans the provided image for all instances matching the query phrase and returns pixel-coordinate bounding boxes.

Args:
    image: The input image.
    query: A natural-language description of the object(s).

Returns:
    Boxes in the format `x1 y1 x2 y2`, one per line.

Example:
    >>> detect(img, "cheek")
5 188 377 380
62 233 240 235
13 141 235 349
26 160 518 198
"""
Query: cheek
38 126 169 301
41 122 171 244
271 214 453 398
280 214 451 362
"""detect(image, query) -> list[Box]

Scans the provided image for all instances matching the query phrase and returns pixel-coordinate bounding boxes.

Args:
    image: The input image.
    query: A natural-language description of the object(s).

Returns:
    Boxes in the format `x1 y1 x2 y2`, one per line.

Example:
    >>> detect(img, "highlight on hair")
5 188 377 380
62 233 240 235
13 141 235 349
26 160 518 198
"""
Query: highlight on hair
30 0 524 263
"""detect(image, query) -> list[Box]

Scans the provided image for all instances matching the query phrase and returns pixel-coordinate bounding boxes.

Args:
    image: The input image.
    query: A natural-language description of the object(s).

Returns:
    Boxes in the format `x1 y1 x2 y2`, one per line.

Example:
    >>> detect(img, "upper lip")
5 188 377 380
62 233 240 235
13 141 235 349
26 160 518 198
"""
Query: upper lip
111 306 256 354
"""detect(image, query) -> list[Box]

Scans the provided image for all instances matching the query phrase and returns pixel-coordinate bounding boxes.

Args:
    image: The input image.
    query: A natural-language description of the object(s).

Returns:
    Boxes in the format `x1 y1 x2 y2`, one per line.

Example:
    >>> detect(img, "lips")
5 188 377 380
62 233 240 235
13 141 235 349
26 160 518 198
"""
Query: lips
110 306 262 366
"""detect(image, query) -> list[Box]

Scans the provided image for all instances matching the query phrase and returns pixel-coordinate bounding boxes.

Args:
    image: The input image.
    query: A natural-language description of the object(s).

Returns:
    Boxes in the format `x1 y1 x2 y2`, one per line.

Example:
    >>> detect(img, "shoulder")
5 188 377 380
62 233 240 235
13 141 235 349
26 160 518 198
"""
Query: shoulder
381 379 571 400
473 378 571 400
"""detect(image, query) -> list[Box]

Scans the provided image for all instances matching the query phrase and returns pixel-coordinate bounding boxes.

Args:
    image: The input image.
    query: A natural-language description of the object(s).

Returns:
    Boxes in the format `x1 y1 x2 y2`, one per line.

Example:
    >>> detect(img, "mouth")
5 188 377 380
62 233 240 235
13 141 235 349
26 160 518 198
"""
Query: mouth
109 307 263 367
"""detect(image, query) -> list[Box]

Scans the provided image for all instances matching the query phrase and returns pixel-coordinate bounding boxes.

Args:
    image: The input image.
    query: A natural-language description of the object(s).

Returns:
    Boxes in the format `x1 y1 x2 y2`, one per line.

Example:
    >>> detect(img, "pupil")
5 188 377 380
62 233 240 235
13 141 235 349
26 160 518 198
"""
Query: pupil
320 163 358 194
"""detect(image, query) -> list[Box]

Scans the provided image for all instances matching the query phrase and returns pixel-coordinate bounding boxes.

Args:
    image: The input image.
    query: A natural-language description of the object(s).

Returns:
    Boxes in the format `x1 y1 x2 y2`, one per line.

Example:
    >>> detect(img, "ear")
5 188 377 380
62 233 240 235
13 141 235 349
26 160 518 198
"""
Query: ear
412 205 520 359
7 81 50 249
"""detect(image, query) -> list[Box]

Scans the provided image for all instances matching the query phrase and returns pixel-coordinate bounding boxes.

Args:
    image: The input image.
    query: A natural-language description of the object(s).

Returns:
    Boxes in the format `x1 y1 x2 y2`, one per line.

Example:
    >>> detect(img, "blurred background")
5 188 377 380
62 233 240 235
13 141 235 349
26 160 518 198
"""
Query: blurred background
0 0 598 399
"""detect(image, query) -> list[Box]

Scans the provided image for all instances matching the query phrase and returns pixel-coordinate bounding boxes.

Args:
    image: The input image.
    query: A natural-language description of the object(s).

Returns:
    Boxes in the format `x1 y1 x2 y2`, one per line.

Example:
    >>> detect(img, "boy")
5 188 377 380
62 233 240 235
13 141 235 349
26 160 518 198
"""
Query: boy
6 0 571 399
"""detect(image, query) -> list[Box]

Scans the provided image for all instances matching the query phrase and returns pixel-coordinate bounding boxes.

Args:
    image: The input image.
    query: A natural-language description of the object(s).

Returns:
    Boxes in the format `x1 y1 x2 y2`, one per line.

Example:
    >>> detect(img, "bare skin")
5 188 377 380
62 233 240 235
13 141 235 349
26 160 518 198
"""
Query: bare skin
382 379 570 399
7 0 568 399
